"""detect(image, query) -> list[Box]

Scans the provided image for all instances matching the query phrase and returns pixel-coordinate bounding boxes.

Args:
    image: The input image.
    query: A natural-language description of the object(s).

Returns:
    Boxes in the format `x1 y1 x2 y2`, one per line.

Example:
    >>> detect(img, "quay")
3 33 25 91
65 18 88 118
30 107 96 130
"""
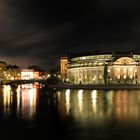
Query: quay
1 79 47 85
2 79 140 90
47 84 140 90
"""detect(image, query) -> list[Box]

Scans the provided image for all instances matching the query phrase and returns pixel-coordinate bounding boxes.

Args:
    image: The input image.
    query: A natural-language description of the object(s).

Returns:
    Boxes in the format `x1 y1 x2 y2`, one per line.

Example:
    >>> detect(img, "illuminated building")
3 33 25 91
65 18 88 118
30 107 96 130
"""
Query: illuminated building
67 52 140 84
21 69 34 80
28 65 45 79
5 65 21 80
60 57 68 80
0 61 7 80
21 69 40 80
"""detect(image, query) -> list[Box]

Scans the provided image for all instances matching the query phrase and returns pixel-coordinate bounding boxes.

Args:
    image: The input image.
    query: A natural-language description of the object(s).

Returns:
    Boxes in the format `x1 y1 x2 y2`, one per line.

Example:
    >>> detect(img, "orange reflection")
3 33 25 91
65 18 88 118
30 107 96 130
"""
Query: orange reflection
65 89 70 114
57 90 140 125
91 90 97 113
3 85 12 115
115 90 140 122
20 84 38 119
78 90 83 113
16 86 20 116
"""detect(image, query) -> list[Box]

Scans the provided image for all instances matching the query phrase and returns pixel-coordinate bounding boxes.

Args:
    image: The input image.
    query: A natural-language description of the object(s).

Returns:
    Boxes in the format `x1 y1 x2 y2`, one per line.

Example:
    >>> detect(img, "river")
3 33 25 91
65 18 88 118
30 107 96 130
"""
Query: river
1 83 140 140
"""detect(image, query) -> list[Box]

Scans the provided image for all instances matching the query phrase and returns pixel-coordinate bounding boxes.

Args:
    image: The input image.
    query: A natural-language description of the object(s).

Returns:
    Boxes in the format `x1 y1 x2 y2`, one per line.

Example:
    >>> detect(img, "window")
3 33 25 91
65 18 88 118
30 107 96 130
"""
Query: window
124 75 126 79
117 75 120 79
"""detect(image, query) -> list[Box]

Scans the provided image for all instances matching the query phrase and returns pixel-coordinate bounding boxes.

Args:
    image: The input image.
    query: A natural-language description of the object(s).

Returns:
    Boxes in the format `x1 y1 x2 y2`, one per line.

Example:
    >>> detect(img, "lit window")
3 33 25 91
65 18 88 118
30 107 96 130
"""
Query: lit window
130 75 133 79
124 68 126 72
99 75 102 79
124 75 126 79
117 75 120 79
93 76 96 81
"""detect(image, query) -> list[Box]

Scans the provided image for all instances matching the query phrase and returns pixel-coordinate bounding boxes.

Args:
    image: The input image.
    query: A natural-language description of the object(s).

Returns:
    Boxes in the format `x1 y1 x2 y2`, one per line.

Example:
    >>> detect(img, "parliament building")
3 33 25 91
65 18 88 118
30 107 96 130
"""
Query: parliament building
60 52 140 84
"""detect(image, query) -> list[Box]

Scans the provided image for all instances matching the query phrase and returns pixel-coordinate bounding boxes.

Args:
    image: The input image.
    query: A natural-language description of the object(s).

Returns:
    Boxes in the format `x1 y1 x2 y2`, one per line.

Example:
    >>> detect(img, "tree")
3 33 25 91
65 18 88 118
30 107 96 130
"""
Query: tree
104 64 108 85
47 68 62 84
7 65 19 69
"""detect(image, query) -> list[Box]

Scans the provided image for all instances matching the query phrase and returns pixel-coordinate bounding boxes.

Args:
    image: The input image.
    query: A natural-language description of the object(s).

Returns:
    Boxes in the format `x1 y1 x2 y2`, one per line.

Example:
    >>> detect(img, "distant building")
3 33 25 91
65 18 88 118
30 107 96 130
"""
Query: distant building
5 65 21 80
21 69 40 80
67 52 140 84
28 65 45 79
0 61 7 80
60 57 68 80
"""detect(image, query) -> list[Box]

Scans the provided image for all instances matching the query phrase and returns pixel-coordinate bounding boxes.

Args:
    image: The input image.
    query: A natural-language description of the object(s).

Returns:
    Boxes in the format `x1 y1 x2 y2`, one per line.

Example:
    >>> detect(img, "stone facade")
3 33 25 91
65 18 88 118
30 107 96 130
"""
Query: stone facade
60 57 68 80
67 53 140 84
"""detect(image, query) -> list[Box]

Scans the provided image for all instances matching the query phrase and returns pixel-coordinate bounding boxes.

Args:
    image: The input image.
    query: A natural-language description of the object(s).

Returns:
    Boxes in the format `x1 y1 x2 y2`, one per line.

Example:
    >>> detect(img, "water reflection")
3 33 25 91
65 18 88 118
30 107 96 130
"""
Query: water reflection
91 90 97 113
2 84 39 119
3 85 12 116
65 89 70 114
57 90 140 125
1 85 140 130
114 90 140 122
20 84 38 119
78 90 83 113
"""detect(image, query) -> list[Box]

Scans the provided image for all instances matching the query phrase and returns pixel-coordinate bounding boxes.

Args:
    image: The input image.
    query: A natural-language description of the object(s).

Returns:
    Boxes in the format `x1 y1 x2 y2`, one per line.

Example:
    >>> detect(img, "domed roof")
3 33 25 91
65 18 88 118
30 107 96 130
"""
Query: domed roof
113 57 137 65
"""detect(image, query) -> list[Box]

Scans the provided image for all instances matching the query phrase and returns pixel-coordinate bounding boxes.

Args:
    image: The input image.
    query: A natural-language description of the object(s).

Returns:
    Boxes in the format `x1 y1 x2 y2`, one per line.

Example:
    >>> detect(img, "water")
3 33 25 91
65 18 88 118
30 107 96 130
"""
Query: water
1 84 140 139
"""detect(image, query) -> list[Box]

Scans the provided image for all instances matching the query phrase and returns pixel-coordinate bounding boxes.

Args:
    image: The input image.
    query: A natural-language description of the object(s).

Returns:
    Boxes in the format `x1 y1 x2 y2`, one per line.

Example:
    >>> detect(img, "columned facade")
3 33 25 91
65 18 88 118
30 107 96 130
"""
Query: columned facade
67 53 140 84
68 67 104 84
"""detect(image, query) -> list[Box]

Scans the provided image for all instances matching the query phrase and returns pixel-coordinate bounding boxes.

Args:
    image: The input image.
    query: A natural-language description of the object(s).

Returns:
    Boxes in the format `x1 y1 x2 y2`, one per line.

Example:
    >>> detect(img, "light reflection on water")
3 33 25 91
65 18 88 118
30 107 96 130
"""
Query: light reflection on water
20 85 37 119
57 89 140 126
2 84 39 119
3 85 12 116
1 85 140 132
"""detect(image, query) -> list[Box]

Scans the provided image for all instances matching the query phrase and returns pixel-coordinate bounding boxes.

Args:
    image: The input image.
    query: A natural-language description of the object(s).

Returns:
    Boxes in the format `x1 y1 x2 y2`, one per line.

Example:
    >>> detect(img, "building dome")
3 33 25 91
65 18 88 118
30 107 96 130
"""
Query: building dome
113 57 137 65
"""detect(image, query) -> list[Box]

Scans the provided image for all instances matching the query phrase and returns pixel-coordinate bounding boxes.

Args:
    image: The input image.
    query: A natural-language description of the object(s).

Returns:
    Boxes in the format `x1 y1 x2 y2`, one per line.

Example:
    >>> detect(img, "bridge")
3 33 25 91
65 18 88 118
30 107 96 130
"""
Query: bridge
2 79 48 85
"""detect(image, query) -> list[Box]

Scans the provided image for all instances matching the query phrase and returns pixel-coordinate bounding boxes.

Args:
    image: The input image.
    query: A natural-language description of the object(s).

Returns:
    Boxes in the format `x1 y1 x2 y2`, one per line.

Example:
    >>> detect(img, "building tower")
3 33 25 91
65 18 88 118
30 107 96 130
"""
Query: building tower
60 57 68 81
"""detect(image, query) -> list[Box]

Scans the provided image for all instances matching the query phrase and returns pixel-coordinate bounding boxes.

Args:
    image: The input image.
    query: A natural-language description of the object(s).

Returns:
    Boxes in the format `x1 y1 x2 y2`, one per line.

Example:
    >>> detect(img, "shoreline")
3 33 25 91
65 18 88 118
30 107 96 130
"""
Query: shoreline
47 84 140 90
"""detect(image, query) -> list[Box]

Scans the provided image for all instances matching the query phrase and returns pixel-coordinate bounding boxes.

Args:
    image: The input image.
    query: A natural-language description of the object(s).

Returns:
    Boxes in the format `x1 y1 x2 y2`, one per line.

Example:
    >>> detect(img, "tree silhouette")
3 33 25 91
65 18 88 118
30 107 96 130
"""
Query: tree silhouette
104 64 108 85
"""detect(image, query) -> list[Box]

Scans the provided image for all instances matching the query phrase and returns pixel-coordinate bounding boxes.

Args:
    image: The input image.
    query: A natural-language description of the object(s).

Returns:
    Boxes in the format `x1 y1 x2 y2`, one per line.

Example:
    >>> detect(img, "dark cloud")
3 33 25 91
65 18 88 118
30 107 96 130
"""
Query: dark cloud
0 0 140 70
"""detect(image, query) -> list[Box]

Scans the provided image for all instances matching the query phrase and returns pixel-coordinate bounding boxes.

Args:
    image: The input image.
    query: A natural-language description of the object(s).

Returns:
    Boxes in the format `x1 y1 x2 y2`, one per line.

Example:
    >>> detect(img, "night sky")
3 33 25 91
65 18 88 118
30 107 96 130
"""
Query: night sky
1 0 140 70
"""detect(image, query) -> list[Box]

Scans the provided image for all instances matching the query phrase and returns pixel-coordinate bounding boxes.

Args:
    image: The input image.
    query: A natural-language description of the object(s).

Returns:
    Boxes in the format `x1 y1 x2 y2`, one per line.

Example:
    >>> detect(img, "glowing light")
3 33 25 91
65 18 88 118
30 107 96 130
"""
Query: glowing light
21 69 34 80
117 75 120 79
124 75 126 79
124 68 126 72
92 90 97 113
92 90 97 101
66 78 69 82
99 75 102 79
16 86 20 115
78 90 83 112
57 91 61 102
29 88 37 115
3 85 12 115
93 76 96 81
65 89 71 114
20 84 37 118
11 77 14 80
130 75 133 79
